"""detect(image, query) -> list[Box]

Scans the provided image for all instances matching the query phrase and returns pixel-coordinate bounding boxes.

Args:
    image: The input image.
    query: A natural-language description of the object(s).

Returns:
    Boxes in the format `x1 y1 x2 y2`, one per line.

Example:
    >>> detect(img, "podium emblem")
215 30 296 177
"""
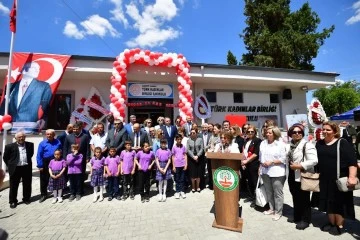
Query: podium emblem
213 166 239 192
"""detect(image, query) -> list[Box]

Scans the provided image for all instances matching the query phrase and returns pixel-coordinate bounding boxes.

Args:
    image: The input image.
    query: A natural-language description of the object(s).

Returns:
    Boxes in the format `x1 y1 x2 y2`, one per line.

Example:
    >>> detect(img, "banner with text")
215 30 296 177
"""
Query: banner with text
128 83 173 99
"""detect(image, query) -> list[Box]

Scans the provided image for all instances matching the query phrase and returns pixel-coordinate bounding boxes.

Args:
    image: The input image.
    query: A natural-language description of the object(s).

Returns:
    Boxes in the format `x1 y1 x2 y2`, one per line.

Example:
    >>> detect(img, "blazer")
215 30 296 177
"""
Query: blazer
105 127 128 154
124 123 133 135
199 132 212 151
3 141 34 176
186 137 204 158
128 131 149 147
161 125 177 149
63 133 91 160
7 79 52 122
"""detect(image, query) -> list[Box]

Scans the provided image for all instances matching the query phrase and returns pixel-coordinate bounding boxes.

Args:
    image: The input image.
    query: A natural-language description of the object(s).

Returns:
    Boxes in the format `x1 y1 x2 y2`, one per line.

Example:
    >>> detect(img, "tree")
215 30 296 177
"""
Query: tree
240 0 334 70
227 50 238 65
313 80 360 116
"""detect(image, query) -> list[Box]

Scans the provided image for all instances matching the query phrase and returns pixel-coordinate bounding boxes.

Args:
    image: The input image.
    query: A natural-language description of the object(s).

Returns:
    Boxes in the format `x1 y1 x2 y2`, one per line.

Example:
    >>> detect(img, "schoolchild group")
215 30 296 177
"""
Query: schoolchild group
47 136 187 204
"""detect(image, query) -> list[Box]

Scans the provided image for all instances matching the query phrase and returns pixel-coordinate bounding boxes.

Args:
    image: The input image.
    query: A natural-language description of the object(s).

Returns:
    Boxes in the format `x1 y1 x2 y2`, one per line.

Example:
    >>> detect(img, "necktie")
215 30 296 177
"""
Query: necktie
22 82 28 96
134 133 138 147
114 130 117 138
167 126 171 136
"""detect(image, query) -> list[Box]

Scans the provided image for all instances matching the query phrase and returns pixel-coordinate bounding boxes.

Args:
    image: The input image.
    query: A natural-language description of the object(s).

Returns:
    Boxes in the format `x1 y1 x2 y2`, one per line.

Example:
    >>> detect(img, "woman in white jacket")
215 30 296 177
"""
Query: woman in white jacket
287 124 318 230
259 126 287 221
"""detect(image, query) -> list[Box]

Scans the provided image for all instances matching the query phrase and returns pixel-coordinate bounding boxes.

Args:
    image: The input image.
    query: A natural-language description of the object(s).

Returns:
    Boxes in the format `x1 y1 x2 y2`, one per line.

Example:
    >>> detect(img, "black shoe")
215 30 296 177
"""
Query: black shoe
335 226 344 235
244 197 254 203
287 218 294 223
141 196 145 203
320 223 334 232
145 196 150 202
108 197 113 201
250 202 256 208
116 196 121 201
39 195 46 203
10 203 17 209
296 221 309 230
130 194 135 200
76 195 81 201
23 199 31 205
69 195 75 202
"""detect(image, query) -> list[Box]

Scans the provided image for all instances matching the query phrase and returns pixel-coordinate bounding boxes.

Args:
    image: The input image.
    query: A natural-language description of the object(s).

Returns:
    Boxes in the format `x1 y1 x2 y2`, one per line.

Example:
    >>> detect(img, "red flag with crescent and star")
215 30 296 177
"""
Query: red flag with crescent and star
0 52 71 133
9 0 16 33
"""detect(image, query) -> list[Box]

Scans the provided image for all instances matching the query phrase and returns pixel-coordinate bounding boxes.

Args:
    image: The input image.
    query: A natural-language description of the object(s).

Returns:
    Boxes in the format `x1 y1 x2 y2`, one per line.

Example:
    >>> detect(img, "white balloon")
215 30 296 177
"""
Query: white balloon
184 84 190 91
179 64 184 70
189 90 192 95
129 57 135 63
180 79 186 86
2 122 12 130
124 49 130 54
177 76 184 83
134 54 140 60
171 61 177 67
148 60 154 66
158 57 164 63
185 102 191 108
144 56 150 62
110 86 117 95
120 63 127 69
0 116 3 121
179 94 184 99
115 92 121 98
181 98 188 103
183 68 189 74
121 85 127 90
119 98 125 104
115 75 121 80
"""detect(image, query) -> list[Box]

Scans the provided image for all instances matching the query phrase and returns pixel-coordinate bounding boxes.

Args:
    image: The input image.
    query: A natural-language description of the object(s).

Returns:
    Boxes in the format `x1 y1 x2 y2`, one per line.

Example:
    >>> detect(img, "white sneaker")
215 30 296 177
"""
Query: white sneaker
180 192 186 199
272 214 282 221
175 192 180 199
51 198 57 204
99 196 104 202
162 194 167 202
93 195 98 203
57 197 63 203
158 194 163 202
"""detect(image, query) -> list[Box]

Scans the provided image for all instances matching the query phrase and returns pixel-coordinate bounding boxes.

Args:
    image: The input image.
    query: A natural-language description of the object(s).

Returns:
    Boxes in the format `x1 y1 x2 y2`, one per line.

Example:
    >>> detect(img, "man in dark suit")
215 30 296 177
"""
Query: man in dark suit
183 116 193 137
105 118 128 155
57 124 73 147
63 122 91 196
161 117 177 149
128 123 149 152
199 123 212 189
5 62 52 122
3 131 34 208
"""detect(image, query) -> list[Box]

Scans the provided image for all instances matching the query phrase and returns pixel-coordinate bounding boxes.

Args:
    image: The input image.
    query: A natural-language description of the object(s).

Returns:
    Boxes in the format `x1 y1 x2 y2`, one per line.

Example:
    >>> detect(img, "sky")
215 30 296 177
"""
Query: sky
0 0 359 102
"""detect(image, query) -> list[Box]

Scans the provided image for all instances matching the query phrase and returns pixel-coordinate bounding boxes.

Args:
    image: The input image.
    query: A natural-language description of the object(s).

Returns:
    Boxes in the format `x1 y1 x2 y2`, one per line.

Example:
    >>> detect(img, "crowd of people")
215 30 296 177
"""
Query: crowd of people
2 114 360 236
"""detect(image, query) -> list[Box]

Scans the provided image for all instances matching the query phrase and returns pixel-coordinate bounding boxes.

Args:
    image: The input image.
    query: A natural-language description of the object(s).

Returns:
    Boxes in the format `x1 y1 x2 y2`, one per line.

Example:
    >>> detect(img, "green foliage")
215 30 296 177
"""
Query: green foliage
240 0 334 70
227 50 238 65
313 80 360 116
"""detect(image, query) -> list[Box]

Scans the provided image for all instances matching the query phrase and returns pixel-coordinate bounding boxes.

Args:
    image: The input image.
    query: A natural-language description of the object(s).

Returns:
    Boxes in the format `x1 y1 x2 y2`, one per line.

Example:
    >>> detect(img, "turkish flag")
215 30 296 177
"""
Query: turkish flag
225 114 247 127
9 0 16 33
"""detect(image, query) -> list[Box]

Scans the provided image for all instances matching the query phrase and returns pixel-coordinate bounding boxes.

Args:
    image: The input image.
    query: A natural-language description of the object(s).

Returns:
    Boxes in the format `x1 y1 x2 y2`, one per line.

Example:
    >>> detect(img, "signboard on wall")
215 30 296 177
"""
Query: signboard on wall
128 83 173 99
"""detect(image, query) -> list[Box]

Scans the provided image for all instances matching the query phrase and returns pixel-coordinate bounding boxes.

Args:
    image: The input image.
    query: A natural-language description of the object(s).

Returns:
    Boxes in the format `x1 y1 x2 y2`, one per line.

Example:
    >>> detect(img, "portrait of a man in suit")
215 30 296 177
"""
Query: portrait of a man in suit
7 62 52 122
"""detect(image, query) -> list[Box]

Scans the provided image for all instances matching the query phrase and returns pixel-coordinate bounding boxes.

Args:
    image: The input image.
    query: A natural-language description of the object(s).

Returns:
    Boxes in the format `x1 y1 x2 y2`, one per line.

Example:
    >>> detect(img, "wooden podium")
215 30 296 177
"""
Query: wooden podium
206 152 243 232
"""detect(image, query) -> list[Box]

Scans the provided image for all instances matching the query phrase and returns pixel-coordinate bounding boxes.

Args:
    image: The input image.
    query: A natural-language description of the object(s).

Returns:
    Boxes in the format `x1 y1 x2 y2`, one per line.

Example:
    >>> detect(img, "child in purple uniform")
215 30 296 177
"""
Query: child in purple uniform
172 134 188 199
135 142 155 203
66 144 83 201
120 141 136 200
90 147 106 203
105 147 121 201
155 138 172 202
48 149 67 204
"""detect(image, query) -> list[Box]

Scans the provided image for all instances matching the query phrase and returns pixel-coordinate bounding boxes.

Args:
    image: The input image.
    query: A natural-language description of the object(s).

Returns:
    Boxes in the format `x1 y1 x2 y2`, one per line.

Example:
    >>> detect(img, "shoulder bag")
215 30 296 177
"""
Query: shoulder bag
255 176 268 207
300 142 320 192
335 139 360 192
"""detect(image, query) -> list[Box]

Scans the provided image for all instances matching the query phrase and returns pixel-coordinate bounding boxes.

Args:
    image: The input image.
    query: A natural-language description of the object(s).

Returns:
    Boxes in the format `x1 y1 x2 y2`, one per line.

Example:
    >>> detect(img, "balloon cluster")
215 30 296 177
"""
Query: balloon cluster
110 48 193 122
0 114 12 131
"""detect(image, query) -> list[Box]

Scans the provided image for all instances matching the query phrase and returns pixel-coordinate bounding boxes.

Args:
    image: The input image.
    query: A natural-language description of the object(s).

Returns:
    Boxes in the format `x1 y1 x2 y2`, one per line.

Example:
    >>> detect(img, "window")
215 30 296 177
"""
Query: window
206 92 217 103
233 93 243 103
270 93 279 103
47 92 74 130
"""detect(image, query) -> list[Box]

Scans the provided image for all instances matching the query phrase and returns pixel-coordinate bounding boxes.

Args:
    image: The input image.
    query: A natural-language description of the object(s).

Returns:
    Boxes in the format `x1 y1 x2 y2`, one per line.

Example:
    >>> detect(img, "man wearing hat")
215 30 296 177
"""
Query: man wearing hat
106 118 128 155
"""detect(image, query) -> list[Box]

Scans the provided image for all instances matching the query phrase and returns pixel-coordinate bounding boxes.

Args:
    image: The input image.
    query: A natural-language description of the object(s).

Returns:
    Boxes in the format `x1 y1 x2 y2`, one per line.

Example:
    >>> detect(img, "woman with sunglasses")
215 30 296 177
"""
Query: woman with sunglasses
174 116 182 130
152 129 166 154
186 128 204 192
287 124 318 230
143 118 152 134
155 116 165 130
242 124 262 207
259 126 287 221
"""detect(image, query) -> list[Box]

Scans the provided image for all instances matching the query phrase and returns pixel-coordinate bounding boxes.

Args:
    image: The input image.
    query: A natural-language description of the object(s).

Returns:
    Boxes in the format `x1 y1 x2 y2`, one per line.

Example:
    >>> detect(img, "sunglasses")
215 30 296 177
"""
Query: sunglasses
292 131 303 135
190 132 196 134
147 122 152 124
247 131 254 134
159 133 163 135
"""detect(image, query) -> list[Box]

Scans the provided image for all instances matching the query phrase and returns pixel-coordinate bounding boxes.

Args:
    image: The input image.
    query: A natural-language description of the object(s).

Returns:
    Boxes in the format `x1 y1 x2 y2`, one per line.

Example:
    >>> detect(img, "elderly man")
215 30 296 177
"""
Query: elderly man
3 131 34 208
129 123 149 152
184 116 193 137
36 129 62 202
106 118 128 155
90 122 108 155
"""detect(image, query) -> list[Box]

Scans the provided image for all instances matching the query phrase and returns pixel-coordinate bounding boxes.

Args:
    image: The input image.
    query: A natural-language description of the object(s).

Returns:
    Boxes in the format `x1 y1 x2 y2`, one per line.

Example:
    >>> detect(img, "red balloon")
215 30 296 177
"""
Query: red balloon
111 79 117 85
145 50 151 55
111 97 118 103
120 71 126 77
178 102 184 108
178 85 184 91
114 101 121 108
3 114 12 123
113 61 120 67
124 52 131 58
114 82 121 89
116 65 122 73
178 54 184 59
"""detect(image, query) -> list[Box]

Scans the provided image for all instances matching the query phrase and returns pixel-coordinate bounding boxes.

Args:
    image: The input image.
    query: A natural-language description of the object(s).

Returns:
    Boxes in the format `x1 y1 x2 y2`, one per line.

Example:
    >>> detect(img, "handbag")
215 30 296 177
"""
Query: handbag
299 143 320 192
255 176 268 207
335 139 360 192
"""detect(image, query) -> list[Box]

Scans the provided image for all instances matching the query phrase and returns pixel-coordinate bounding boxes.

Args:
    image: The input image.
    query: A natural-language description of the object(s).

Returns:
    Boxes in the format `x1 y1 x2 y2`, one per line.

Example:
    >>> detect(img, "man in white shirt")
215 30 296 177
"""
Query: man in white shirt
90 123 108 155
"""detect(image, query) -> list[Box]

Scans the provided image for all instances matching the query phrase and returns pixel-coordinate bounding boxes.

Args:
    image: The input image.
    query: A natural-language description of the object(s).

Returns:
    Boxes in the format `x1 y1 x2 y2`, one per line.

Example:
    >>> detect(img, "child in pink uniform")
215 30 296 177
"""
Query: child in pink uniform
155 139 172 202
120 141 136 200
172 134 187 199
48 149 66 204
90 147 106 202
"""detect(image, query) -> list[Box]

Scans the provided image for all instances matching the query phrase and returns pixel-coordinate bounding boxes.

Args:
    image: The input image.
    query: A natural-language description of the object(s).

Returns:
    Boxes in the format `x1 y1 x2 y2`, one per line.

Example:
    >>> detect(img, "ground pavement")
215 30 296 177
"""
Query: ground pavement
1 176 360 240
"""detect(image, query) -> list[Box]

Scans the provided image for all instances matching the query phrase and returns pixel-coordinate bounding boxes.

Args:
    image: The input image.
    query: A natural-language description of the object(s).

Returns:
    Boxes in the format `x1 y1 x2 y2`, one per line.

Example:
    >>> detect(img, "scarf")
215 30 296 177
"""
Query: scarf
287 139 301 163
